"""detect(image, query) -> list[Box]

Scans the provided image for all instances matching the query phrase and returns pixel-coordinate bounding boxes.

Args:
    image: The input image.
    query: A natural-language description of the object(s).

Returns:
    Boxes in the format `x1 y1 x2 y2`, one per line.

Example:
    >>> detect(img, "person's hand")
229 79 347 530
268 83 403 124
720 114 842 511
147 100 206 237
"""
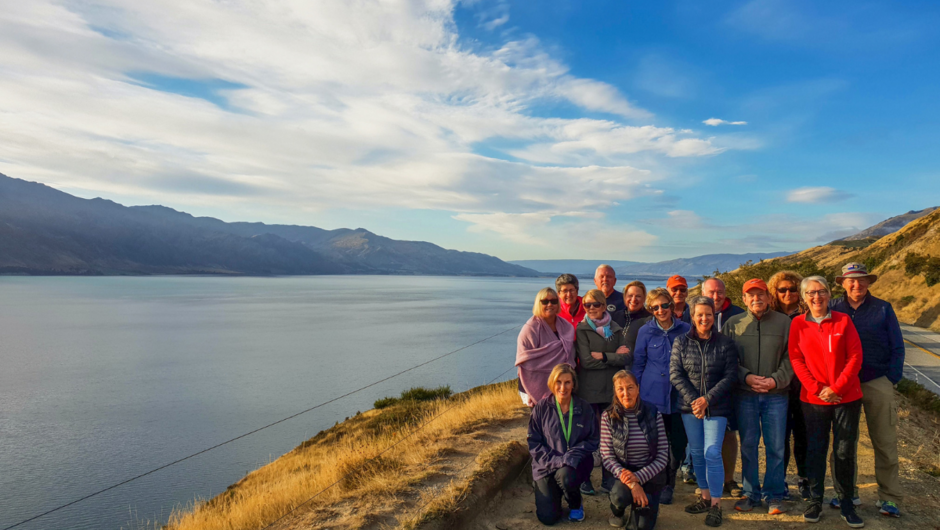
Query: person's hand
526 395 537 407
692 397 708 419
819 387 842 403
619 469 637 485
616 345 630 354
630 483 649 508
759 378 777 392
591 351 605 360
745 374 766 393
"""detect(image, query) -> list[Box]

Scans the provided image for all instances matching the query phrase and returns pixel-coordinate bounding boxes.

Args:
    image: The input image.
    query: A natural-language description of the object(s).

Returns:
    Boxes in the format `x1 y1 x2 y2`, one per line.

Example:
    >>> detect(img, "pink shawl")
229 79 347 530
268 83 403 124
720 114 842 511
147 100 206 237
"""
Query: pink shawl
515 315 576 406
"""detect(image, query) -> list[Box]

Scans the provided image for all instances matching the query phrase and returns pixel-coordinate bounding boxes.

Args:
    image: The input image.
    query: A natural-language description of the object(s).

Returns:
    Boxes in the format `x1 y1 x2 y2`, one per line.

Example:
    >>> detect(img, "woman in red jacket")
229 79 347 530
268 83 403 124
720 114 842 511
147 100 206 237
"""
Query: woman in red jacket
788 276 864 528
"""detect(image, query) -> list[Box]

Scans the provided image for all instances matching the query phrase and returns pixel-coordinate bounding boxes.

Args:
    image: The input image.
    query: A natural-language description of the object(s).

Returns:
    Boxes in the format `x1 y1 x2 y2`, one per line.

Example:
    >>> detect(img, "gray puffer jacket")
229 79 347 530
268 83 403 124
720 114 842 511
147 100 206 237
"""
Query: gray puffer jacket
575 319 630 404
669 329 738 418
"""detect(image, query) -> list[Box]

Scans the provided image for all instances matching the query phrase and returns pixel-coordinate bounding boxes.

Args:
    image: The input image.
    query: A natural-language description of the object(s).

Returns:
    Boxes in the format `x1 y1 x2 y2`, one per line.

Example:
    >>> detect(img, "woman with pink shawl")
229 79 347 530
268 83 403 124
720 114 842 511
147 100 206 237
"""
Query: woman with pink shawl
516 287 576 407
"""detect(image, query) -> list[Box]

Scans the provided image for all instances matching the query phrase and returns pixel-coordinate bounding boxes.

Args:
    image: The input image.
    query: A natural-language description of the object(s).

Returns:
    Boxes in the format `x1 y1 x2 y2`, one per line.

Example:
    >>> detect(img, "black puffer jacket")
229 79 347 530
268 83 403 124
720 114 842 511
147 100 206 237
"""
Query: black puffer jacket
669 329 738 418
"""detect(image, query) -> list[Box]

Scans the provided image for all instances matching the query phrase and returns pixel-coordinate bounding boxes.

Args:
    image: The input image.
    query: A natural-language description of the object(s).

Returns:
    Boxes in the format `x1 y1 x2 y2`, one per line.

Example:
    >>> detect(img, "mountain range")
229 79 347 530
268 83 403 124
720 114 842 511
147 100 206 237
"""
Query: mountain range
510 253 794 279
838 207 939 241
0 173 537 277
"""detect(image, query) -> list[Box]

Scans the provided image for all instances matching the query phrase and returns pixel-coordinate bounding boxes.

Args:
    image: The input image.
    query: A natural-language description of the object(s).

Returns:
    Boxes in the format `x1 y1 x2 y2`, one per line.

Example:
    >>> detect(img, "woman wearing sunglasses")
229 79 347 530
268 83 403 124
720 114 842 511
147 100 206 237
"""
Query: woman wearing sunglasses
768 270 810 501
575 288 632 494
632 287 691 505
516 287 576 407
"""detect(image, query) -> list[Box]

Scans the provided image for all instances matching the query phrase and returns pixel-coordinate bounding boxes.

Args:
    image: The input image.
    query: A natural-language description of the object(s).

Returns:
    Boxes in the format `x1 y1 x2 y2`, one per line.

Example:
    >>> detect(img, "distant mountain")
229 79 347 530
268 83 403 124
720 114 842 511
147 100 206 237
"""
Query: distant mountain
0 174 537 277
838 207 939 242
510 252 794 279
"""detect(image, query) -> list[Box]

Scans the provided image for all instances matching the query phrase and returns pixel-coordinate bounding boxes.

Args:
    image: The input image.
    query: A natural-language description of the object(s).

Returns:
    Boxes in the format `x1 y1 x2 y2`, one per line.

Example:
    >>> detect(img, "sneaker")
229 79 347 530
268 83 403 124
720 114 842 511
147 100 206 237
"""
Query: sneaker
877 500 901 518
841 509 864 528
705 505 723 527
804 501 823 523
685 471 698 485
580 482 596 496
830 497 861 509
569 506 585 522
768 499 788 515
685 497 710 514
798 478 811 501
660 485 674 505
608 514 625 527
724 480 743 498
734 497 760 512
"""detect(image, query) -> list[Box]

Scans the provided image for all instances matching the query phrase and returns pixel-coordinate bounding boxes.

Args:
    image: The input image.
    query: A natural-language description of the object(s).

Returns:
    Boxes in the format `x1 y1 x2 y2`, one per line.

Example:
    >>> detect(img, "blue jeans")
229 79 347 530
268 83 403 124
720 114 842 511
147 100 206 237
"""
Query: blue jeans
682 414 727 500
736 392 788 502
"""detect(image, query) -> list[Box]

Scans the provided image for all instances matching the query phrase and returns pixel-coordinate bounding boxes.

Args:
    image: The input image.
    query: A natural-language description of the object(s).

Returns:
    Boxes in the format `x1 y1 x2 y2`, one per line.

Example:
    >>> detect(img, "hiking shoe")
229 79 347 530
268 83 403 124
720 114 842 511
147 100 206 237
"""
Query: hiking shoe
804 501 823 523
830 497 861 509
841 509 864 528
724 480 743 498
798 478 811 500
685 497 710 514
580 482 596 496
685 471 698 485
660 485 674 505
877 500 901 518
705 504 723 527
569 506 585 522
608 514 625 527
768 499 788 515
734 497 760 512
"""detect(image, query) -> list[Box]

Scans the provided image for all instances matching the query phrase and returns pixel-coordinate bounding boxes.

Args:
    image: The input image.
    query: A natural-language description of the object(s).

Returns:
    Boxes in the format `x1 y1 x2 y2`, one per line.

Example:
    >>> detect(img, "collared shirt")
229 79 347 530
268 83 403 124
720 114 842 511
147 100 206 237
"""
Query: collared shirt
805 311 832 324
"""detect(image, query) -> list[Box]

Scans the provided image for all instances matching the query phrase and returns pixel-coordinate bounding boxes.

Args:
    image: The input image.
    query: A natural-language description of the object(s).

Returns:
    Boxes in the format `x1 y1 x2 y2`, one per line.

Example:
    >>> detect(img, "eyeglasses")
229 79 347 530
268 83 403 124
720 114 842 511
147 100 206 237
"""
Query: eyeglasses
669 287 688 293
583 302 604 309
805 290 829 298
649 302 674 312
777 287 799 294
540 298 559 306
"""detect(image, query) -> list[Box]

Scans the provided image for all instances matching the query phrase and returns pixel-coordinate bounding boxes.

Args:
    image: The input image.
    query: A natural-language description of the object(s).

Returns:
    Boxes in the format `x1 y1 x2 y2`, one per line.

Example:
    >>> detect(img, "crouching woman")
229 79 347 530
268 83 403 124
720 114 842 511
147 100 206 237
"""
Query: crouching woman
528 364 600 525
601 370 669 530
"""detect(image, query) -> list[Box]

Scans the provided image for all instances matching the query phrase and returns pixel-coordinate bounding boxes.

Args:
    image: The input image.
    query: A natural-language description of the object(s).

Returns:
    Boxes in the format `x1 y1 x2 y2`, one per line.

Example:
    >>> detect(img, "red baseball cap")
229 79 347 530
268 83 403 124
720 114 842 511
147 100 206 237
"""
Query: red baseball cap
742 278 768 293
667 275 688 289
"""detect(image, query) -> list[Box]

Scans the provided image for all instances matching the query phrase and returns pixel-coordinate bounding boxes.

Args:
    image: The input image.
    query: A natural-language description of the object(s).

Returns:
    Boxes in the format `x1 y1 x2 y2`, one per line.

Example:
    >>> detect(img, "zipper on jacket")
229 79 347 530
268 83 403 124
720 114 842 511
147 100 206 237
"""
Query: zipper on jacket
695 339 710 418
757 318 761 378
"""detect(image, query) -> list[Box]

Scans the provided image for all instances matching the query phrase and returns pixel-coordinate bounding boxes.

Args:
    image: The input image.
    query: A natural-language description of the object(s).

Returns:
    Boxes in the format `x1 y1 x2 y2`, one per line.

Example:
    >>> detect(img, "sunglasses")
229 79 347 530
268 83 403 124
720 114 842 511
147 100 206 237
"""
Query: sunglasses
649 301 673 312
777 287 799 294
583 302 604 309
540 298 559 306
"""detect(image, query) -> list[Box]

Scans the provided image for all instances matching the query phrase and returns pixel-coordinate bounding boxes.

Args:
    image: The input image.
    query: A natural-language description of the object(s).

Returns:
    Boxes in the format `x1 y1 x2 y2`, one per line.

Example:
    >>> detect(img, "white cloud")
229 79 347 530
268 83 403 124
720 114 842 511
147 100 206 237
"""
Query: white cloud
786 186 854 204
0 0 749 251
703 118 748 126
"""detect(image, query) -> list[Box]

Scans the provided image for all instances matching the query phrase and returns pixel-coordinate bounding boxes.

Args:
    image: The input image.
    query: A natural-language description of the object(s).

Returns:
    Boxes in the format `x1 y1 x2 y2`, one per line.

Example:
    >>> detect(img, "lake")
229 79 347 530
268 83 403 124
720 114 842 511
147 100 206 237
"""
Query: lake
0 275 664 530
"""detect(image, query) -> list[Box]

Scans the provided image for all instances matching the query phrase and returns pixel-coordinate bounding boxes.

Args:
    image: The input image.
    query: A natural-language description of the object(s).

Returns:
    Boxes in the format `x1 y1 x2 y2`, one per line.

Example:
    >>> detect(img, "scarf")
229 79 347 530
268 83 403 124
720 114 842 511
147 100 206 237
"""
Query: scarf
585 312 613 339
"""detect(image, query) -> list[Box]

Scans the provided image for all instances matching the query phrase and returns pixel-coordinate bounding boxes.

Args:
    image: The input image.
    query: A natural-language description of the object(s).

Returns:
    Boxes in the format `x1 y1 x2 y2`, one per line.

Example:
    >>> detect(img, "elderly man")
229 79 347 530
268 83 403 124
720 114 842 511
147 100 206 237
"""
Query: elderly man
556 274 585 329
703 276 745 498
595 264 626 327
722 279 793 516
668 275 692 324
829 263 904 518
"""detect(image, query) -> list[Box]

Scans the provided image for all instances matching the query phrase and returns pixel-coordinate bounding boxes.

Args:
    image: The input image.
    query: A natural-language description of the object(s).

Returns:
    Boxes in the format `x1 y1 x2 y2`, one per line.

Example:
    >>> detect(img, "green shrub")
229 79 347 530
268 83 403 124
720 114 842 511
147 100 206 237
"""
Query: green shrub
708 259 840 308
899 295 916 308
897 378 940 416
904 252 940 287
374 385 452 409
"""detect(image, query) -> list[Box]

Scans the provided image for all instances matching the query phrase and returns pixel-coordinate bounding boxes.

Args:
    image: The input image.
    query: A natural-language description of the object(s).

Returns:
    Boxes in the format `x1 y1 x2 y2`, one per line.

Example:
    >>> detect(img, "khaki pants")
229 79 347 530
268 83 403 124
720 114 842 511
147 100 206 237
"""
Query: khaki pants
830 376 903 504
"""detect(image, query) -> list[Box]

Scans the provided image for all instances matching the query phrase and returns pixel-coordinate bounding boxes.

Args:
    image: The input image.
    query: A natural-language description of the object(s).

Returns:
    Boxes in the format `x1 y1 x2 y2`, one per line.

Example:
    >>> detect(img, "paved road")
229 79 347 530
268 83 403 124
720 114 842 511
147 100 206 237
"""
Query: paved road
901 323 940 395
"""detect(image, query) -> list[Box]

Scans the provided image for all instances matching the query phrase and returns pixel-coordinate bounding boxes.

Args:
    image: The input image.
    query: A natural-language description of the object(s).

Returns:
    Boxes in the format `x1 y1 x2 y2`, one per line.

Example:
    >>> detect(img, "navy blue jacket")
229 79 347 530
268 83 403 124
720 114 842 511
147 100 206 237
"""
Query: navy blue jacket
633 318 691 415
606 289 627 327
831 293 905 384
527 394 599 480
714 300 745 333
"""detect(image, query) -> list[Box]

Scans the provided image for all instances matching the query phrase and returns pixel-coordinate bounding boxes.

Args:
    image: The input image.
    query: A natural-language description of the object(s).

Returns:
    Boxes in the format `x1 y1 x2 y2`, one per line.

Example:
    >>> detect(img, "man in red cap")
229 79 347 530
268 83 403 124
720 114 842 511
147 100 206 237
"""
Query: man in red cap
722 278 793 516
667 275 692 324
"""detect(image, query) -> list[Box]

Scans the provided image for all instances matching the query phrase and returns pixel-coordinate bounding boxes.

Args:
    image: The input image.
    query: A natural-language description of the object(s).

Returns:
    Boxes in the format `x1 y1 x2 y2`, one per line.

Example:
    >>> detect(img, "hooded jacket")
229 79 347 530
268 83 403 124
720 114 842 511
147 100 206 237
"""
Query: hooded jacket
722 309 793 394
788 311 863 405
830 293 905 384
669 329 739 417
527 394 599 480
633 318 692 414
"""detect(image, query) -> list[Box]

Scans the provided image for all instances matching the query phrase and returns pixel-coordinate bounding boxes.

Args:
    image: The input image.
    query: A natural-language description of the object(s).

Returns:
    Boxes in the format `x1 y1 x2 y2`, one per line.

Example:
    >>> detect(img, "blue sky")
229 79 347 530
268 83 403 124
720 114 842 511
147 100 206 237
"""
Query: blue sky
1 0 938 261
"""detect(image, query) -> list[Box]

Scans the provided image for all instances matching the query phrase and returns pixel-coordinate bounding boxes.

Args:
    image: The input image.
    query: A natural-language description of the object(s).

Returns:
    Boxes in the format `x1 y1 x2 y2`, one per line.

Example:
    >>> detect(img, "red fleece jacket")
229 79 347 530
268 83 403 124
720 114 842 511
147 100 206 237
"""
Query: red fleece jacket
559 296 586 329
788 311 863 405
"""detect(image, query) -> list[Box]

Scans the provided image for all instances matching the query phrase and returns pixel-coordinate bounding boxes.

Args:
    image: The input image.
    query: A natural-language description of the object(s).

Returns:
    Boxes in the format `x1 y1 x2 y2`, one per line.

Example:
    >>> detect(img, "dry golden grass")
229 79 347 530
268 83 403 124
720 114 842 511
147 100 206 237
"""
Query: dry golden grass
165 380 524 530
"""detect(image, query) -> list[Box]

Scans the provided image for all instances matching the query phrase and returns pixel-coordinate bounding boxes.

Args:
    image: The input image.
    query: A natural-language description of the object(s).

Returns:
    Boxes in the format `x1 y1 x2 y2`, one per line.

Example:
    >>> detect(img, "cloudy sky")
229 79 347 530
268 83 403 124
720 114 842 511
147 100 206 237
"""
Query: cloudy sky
2 0 939 261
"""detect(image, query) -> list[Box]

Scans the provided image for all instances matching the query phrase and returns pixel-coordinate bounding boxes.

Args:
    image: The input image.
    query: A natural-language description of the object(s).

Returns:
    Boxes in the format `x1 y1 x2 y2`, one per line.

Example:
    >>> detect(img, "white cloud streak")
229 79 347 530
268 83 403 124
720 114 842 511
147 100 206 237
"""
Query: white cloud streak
703 118 748 126
786 186 854 204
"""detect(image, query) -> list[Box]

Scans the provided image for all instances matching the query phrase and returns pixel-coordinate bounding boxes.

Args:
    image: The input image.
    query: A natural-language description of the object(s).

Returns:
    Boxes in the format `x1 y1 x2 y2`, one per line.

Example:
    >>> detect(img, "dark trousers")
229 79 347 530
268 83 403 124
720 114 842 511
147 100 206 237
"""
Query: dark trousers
803 400 862 503
610 481 661 530
590 402 615 489
784 381 808 479
535 460 593 525
662 412 688 489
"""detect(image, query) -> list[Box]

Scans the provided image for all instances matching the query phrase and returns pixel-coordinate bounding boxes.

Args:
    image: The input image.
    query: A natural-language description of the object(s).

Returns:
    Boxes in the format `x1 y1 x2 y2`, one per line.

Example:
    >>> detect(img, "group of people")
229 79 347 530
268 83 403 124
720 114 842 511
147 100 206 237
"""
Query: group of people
516 262 905 529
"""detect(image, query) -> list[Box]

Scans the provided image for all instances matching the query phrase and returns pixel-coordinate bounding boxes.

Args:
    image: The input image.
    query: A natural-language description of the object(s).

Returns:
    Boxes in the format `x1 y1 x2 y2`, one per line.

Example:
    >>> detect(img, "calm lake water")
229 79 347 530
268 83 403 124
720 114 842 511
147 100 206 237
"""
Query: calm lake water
0 275 664 530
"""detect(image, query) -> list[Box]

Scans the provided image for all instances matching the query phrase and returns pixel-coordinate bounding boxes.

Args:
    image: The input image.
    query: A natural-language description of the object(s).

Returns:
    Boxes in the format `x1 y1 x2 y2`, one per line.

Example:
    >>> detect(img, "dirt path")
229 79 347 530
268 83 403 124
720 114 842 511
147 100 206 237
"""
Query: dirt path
461 391 940 530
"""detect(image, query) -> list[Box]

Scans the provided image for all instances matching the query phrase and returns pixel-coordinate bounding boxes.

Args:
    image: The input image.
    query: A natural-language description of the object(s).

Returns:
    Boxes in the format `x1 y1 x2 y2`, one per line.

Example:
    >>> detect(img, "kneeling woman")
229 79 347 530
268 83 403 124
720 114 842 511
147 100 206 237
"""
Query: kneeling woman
600 371 669 530
528 364 600 525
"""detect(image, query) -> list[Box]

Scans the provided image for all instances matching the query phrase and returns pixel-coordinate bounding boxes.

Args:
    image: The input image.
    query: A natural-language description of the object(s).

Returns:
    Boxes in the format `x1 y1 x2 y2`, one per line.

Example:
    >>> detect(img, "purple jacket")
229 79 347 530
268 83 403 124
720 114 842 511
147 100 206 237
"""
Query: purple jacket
527 394 599 480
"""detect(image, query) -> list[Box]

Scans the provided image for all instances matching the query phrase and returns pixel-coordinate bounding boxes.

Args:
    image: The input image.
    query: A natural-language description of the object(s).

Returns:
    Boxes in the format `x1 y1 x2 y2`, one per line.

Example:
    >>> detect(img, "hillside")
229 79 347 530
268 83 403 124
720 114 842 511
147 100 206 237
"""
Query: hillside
0 174 537 277
839 207 938 242
510 252 793 278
